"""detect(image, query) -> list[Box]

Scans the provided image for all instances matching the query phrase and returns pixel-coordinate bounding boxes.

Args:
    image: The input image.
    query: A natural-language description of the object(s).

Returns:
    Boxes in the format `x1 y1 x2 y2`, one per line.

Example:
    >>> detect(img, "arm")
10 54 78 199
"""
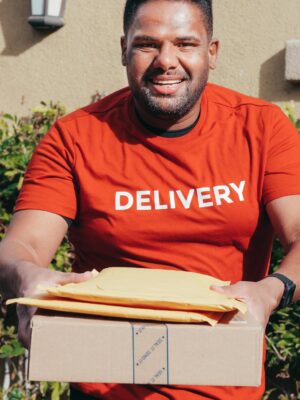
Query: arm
265 194 300 297
0 209 91 345
211 195 300 328
0 209 91 298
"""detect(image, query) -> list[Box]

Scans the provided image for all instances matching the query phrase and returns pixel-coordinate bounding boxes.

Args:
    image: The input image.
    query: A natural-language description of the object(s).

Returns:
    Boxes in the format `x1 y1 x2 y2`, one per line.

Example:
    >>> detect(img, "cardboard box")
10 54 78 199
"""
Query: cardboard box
28 311 263 386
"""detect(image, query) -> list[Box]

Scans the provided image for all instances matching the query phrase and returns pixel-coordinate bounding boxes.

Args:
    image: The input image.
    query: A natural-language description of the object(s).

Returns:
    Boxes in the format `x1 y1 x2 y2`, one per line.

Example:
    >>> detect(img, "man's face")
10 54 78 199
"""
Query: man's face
121 0 218 121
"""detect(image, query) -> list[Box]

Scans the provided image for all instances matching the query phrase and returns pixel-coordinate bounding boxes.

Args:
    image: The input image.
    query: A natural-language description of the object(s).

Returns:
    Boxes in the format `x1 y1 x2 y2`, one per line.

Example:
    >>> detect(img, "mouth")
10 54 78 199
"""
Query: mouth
148 77 186 95
151 79 183 85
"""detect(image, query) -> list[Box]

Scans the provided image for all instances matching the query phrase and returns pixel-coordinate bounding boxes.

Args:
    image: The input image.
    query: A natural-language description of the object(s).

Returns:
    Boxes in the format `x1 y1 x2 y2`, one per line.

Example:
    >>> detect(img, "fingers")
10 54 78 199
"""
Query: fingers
24 269 94 296
210 282 248 299
55 270 93 285
210 284 237 297
17 304 37 348
210 284 227 293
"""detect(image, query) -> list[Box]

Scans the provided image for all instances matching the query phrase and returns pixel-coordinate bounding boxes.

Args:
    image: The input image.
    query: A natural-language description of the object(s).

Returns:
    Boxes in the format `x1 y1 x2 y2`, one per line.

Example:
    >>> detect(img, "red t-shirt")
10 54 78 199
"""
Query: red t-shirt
15 83 300 399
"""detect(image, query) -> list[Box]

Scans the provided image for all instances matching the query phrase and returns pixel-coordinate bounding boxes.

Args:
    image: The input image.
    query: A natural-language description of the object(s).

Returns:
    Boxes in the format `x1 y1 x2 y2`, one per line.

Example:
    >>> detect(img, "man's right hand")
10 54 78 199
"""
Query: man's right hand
16 265 92 347
0 210 92 348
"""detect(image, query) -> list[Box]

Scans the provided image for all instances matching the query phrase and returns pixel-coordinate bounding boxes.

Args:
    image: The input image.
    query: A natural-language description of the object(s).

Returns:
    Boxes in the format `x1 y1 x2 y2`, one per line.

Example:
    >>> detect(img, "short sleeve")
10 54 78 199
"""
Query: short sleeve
263 106 300 204
14 122 78 219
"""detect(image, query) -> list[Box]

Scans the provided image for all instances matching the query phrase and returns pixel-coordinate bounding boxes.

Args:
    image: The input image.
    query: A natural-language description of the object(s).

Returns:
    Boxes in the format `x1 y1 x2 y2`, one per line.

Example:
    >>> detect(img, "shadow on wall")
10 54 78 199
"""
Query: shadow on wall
259 49 300 103
0 0 51 56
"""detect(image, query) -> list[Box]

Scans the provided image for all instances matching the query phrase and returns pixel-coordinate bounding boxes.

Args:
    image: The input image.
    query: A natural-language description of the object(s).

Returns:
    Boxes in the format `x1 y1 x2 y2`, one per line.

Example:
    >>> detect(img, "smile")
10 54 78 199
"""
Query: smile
148 78 185 95
151 79 183 85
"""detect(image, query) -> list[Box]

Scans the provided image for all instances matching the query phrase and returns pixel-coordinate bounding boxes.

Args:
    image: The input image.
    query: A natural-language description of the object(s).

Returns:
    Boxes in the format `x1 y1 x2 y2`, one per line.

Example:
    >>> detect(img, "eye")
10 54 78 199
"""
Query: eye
134 42 158 50
177 42 198 49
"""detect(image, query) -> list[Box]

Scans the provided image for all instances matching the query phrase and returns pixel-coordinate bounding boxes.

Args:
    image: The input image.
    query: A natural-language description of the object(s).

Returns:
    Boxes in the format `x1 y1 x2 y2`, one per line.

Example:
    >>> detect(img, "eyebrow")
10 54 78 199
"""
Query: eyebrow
132 35 158 42
175 36 201 42
132 35 201 42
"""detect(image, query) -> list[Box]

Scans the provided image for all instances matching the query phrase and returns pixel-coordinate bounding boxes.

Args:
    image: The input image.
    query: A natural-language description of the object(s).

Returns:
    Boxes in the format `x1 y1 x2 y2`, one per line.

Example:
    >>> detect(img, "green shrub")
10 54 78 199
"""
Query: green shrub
0 102 71 399
263 106 300 400
0 102 299 399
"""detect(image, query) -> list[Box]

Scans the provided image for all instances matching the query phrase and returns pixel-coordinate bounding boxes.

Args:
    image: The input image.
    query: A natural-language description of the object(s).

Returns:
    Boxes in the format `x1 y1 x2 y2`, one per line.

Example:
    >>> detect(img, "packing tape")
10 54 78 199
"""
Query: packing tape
131 323 169 384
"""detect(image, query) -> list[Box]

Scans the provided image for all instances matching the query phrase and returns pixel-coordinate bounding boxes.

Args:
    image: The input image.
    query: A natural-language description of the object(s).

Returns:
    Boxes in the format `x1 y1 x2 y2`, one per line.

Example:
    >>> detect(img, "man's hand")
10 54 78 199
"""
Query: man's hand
18 261 93 298
16 264 92 347
210 195 300 329
210 277 285 329
0 210 93 348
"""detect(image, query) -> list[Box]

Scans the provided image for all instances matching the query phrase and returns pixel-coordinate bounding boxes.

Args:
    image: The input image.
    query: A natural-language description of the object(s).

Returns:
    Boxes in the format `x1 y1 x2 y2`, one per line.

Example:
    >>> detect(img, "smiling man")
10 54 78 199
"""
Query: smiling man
0 1 300 400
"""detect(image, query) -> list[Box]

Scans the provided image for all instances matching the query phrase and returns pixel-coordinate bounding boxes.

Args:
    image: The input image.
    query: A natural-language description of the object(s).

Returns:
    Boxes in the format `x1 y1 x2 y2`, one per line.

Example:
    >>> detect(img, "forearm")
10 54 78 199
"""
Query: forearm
255 239 300 315
268 239 300 302
265 196 300 304
0 210 71 299
0 238 44 299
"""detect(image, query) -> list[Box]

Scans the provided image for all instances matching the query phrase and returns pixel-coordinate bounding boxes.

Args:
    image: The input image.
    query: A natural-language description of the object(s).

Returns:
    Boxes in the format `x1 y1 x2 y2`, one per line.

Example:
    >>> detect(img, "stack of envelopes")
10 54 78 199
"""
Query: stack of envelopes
8 267 247 326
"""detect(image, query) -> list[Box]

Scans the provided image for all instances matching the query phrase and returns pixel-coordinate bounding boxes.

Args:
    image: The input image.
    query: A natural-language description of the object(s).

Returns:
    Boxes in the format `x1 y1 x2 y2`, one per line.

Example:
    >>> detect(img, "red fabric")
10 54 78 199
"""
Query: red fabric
15 84 300 399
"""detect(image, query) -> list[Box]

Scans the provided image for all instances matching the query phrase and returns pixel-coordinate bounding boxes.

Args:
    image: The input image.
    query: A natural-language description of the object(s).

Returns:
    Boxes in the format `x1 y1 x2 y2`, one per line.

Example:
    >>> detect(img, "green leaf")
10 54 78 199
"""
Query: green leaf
40 381 49 396
0 343 14 357
51 382 60 400
3 113 14 121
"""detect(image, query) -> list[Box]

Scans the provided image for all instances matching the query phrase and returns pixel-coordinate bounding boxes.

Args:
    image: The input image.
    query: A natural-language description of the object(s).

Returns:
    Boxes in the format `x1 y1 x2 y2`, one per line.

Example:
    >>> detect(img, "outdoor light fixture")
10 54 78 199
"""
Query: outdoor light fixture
28 0 67 29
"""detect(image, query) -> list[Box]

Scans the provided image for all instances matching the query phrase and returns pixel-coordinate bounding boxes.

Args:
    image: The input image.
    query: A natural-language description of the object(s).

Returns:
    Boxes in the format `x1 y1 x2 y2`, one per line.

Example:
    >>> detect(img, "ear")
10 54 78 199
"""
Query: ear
121 36 127 66
208 38 219 70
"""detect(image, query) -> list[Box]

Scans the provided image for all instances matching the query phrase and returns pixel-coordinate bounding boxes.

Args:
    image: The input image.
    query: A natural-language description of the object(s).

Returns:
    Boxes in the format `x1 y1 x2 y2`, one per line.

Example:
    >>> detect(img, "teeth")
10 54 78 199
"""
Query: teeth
152 80 182 85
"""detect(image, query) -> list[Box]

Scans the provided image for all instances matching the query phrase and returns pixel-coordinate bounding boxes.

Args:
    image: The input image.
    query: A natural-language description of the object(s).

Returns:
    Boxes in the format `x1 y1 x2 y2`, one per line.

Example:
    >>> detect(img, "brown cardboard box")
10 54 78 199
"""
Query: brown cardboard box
28 311 263 386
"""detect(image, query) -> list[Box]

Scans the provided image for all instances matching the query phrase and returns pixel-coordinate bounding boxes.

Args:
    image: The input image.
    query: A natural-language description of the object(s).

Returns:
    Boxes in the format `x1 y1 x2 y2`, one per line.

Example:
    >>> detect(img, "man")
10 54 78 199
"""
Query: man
0 0 299 399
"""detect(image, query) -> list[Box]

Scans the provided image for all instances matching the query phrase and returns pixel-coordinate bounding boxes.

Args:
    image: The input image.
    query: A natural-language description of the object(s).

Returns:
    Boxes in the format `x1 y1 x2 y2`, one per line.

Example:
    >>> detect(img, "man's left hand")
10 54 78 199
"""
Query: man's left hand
211 277 285 329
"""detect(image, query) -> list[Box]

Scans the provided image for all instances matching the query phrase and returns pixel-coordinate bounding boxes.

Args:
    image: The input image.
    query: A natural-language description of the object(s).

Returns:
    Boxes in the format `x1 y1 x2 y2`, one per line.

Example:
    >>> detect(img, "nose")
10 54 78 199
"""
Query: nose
152 42 179 71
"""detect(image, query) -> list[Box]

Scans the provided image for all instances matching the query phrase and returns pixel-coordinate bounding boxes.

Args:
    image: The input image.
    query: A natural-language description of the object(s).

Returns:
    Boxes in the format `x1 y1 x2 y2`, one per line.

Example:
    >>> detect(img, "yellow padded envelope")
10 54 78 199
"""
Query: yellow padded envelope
7 295 225 326
46 267 247 313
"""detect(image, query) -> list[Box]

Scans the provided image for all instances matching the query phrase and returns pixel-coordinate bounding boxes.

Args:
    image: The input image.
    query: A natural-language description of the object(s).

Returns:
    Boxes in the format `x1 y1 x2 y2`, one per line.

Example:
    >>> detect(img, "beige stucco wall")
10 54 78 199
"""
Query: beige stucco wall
0 0 299 116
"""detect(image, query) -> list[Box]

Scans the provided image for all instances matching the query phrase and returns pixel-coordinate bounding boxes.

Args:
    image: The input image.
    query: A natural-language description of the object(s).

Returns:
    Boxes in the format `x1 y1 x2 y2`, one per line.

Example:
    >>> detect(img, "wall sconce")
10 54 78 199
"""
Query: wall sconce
28 0 67 30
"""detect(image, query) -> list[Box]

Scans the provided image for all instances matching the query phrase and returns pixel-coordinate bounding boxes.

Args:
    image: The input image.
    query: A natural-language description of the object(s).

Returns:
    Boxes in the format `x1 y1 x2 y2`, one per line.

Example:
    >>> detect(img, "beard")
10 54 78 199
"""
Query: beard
128 70 208 118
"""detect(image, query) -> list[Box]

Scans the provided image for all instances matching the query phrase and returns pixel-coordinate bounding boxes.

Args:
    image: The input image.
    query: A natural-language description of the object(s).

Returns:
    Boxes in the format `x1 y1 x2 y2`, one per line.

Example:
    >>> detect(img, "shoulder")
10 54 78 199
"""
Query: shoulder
205 83 275 111
203 83 290 132
57 87 131 126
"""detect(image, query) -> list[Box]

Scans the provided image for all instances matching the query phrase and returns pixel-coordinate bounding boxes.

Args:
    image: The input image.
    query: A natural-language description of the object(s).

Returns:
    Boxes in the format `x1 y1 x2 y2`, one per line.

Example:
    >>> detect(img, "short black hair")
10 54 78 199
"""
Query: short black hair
123 0 213 38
